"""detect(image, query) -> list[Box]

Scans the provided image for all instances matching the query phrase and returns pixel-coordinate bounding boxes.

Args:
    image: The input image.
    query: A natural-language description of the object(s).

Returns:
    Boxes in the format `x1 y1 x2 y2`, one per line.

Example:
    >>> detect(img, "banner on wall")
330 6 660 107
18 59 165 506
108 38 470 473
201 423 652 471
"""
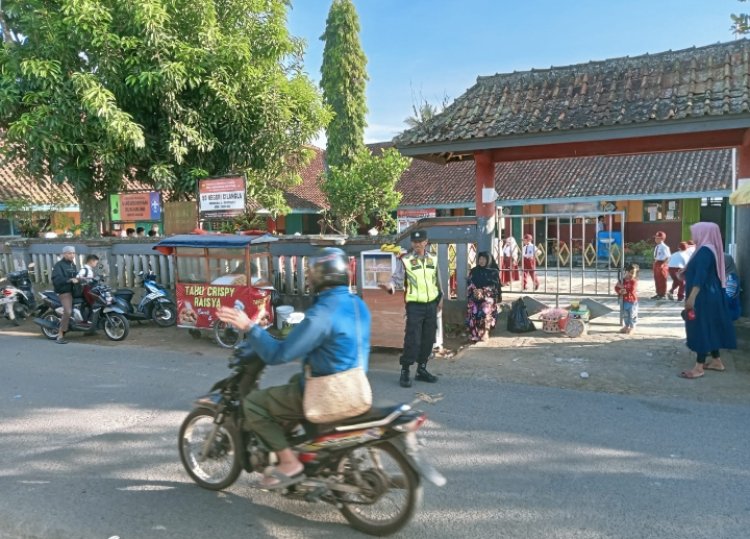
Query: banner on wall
198 176 246 219
175 283 272 329
109 192 162 222
396 208 436 233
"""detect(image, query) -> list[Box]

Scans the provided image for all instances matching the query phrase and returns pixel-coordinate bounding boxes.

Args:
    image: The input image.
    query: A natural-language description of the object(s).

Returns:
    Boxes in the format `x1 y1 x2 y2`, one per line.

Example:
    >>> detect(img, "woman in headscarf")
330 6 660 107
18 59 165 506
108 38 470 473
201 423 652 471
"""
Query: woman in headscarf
500 236 520 285
466 251 501 342
679 222 737 379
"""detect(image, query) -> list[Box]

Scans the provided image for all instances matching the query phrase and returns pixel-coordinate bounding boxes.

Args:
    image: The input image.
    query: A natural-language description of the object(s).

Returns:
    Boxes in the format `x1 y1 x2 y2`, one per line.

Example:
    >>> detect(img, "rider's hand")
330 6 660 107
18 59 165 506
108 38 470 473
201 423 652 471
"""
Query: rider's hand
69 278 79 284
216 306 254 332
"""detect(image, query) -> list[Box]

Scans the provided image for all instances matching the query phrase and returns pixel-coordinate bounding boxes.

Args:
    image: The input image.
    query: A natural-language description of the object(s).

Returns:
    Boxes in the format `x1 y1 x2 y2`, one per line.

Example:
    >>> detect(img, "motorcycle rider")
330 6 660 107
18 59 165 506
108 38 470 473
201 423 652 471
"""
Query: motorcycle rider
216 247 372 490
77 254 99 282
50 246 79 344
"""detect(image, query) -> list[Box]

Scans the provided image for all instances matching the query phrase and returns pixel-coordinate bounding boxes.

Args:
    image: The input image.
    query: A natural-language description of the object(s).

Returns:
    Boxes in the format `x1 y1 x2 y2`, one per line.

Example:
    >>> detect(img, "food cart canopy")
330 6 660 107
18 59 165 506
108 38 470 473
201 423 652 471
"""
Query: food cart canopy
153 233 277 254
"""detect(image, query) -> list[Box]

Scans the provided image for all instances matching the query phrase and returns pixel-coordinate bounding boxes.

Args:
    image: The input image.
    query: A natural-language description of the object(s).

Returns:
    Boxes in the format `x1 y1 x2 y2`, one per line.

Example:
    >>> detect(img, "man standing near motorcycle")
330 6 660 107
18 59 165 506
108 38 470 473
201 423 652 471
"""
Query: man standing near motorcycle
51 246 79 344
216 247 371 490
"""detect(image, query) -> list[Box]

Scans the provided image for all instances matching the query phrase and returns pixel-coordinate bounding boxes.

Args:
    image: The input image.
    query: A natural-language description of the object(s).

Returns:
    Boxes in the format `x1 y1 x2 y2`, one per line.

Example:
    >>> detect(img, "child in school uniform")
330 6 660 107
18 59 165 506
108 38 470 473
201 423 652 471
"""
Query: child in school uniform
667 242 689 301
615 263 640 334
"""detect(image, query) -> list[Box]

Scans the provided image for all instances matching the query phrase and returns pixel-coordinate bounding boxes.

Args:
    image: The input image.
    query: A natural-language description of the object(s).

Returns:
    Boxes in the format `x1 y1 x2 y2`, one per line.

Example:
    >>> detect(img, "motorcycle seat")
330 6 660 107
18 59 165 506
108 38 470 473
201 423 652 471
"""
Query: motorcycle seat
303 403 404 436
43 291 84 305
114 288 135 301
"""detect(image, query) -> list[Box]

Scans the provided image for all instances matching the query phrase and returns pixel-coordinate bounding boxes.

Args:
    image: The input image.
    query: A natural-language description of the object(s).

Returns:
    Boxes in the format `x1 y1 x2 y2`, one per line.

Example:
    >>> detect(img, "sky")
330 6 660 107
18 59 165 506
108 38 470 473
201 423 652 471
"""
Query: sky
287 0 743 146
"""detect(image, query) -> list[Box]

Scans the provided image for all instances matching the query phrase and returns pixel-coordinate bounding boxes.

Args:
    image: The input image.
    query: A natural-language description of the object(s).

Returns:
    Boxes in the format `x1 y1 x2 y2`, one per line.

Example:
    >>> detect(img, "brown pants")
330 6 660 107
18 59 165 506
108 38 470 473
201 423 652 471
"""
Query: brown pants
59 292 73 333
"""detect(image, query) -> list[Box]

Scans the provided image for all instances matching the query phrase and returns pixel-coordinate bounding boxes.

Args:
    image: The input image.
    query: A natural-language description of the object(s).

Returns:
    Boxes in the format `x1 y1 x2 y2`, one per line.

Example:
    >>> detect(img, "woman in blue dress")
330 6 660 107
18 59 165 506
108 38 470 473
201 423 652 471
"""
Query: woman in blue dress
679 222 737 379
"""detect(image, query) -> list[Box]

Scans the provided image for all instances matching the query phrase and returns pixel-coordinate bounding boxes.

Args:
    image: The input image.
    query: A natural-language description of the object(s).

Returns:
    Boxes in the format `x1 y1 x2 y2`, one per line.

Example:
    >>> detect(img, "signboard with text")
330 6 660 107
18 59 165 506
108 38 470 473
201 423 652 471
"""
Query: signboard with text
175 283 272 329
109 192 162 222
396 208 436 233
199 176 246 219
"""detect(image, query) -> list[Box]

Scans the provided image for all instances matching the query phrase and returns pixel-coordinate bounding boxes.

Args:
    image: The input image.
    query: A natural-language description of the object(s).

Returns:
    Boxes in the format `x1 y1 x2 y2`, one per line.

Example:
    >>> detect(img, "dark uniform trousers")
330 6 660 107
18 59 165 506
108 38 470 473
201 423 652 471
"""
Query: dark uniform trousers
400 300 438 367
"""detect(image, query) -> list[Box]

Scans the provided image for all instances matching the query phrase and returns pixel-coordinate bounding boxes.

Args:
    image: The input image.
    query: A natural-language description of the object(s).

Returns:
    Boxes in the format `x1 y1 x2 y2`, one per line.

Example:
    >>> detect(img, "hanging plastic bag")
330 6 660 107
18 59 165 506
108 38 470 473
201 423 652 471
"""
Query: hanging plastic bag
507 298 536 333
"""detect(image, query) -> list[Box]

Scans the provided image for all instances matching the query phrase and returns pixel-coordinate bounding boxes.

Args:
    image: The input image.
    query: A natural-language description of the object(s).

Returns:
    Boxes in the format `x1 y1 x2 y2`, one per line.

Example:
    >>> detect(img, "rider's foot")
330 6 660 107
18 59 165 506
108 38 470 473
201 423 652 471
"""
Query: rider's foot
399 367 412 388
415 363 438 383
55 335 68 344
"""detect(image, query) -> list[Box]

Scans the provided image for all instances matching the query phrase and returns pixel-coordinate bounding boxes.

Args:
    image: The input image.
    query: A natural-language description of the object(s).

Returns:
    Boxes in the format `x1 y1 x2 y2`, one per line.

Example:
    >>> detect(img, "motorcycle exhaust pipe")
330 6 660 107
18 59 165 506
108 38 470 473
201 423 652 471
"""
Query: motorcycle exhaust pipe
33 317 59 330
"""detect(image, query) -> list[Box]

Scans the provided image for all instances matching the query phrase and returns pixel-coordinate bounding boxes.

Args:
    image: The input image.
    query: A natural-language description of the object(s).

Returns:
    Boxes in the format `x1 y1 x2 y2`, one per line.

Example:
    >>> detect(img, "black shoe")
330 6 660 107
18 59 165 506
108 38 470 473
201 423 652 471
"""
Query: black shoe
55 336 68 344
399 368 412 388
415 364 438 383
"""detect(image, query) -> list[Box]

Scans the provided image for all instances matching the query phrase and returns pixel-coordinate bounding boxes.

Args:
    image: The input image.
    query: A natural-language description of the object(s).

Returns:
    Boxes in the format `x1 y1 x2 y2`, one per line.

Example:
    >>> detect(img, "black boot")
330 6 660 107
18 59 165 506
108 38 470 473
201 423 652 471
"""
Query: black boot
399 367 412 388
415 363 438 383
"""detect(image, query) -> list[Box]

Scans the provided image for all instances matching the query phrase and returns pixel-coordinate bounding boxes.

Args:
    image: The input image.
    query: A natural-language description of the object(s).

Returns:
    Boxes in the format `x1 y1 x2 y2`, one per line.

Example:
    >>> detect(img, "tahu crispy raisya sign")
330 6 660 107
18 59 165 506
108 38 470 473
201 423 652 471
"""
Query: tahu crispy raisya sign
175 284 272 329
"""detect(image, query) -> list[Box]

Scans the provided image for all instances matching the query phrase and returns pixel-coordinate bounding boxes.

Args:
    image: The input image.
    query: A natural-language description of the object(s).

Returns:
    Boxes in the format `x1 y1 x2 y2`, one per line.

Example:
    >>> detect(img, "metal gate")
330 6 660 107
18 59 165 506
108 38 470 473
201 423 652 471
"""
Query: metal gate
494 210 626 299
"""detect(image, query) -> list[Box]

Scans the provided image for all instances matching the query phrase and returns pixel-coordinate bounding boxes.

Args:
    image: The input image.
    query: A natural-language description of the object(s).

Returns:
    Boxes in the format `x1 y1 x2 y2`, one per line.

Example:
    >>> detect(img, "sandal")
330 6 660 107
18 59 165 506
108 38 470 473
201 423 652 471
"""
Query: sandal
679 370 704 379
251 466 305 490
704 361 725 372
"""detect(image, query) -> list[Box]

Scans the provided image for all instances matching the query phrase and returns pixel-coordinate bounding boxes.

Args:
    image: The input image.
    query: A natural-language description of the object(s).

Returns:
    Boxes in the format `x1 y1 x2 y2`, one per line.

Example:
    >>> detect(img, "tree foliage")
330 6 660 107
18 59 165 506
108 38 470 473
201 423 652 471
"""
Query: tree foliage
404 90 450 129
321 148 410 236
320 0 367 168
731 0 750 35
0 0 329 229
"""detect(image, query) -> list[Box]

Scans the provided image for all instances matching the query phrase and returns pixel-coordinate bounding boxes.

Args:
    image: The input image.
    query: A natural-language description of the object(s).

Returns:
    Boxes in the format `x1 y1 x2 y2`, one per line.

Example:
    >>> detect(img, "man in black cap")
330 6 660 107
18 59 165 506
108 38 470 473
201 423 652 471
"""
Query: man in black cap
380 230 442 387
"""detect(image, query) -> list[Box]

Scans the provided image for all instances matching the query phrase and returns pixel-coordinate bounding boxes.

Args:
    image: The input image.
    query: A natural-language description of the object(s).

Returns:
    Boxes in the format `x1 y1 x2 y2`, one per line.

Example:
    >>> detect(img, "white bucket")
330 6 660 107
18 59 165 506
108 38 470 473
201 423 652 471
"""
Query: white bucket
275 305 294 330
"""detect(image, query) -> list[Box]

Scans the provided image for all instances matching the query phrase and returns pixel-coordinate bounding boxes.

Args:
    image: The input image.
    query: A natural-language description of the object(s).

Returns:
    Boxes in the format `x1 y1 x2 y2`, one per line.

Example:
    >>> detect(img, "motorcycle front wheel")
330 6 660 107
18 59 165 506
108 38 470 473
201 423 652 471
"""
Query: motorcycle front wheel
103 313 129 341
213 320 241 348
151 301 176 327
179 407 242 490
40 313 60 339
336 441 422 537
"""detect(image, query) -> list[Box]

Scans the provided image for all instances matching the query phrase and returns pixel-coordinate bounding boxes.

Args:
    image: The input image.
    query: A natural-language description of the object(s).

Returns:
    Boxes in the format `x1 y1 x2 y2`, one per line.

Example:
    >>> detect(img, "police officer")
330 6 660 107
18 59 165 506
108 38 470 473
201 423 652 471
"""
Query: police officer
380 230 442 388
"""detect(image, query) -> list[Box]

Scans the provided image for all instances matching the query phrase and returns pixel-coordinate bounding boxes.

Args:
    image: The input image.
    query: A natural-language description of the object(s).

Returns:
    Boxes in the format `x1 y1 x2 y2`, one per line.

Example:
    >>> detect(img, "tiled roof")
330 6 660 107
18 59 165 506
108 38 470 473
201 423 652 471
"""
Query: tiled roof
0 158 78 206
394 147 732 207
283 146 327 211
395 40 750 156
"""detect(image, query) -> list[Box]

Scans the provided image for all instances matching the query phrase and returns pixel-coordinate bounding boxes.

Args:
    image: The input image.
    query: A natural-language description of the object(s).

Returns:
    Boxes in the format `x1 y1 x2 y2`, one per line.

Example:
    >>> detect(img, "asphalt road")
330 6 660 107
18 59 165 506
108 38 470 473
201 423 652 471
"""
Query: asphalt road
1 334 749 539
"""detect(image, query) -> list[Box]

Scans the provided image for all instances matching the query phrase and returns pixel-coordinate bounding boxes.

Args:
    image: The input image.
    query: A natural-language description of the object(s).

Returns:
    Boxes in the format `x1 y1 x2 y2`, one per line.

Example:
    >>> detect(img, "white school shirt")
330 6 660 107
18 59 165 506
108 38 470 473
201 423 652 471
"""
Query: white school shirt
653 243 671 262
667 251 687 268
77 265 95 280
523 243 536 259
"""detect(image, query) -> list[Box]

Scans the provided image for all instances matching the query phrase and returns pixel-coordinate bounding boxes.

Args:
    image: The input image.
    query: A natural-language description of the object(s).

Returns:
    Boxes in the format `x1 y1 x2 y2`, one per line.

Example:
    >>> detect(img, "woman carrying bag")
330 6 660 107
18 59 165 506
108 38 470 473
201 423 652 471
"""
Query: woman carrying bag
466 251 501 342
216 248 372 490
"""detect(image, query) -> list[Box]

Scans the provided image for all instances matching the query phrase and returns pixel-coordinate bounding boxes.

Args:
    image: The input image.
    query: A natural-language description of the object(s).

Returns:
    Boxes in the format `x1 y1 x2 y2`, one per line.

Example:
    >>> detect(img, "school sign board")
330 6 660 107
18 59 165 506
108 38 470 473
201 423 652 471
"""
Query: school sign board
199 176 246 219
110 192 162 222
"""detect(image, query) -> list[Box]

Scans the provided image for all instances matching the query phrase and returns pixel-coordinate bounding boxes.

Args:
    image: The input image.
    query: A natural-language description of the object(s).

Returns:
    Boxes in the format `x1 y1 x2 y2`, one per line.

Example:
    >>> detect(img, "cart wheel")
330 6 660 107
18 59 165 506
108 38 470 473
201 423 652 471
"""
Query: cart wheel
188 328 202 339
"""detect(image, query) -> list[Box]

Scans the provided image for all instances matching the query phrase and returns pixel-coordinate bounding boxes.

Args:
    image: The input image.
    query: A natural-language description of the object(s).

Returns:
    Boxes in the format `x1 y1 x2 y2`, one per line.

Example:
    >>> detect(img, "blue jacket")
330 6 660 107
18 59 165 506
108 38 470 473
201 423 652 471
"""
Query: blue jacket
241 286 371 379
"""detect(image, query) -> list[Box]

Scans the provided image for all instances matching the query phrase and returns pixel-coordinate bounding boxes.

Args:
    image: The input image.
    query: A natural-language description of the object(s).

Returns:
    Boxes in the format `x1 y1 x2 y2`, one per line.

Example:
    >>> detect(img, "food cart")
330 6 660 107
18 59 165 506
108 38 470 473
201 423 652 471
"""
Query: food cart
153 234 277 347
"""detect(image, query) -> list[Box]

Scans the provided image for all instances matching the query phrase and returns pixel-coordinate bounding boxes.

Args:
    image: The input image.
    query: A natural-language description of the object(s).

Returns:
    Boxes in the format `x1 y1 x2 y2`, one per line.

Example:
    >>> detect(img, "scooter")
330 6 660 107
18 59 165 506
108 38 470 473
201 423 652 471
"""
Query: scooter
0 269 38 325
112 271 176 326
33 278 130 341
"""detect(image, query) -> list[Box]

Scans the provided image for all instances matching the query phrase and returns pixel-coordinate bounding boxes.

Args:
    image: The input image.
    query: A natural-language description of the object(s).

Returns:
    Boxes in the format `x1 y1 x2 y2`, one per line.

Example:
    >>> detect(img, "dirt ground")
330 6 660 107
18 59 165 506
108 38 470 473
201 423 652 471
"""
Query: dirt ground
3 299 748 405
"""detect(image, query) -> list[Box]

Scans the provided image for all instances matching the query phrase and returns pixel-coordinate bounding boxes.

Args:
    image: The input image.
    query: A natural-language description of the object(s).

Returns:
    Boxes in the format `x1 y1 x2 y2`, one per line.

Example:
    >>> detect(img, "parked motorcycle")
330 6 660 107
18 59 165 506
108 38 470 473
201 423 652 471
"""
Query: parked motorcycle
112 271 176 326
0 269 38 325
33 278 130 341
179 352 445 537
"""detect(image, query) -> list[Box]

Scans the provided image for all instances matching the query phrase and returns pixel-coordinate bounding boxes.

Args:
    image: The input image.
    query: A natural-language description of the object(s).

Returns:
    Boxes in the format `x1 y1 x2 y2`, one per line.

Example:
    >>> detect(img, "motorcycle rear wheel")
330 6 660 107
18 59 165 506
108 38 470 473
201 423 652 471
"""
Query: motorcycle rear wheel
213 320 241 348
151 301 176 327
103 313 129 341
336 441 422 537
40 314 60 339
179 407 242 490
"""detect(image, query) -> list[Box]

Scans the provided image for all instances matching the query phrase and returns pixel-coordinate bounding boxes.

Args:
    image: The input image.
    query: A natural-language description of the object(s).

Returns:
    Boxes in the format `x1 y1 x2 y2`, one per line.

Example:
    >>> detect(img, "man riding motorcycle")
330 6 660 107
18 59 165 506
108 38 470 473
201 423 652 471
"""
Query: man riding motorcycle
216 247 371 490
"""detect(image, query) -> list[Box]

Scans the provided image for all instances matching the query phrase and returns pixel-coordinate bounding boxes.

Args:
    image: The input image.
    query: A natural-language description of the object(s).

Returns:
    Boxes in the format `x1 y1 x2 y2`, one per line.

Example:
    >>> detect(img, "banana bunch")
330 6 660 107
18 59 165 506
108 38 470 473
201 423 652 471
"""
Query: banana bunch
380 243 404 254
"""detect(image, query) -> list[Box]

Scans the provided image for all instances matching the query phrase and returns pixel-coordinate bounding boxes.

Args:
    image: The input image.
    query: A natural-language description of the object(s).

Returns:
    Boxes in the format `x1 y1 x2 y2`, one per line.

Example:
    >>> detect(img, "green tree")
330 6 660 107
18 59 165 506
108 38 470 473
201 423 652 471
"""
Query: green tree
404 90 450 129
731 0 750 35
0 0 328 234
321 148 410 236
320 0 367 168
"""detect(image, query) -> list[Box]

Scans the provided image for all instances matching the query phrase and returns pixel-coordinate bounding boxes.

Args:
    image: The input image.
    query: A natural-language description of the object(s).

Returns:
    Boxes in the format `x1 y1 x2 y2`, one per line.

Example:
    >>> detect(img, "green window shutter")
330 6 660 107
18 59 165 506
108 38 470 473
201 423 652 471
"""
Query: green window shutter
681 199 700 240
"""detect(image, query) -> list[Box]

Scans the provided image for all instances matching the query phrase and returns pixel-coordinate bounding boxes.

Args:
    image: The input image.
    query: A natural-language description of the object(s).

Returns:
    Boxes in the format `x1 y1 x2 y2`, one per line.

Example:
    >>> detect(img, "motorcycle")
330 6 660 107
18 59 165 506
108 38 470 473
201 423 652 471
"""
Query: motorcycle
179 352 445 537
33 278 130 341
112 270 176 327
0 269 38 325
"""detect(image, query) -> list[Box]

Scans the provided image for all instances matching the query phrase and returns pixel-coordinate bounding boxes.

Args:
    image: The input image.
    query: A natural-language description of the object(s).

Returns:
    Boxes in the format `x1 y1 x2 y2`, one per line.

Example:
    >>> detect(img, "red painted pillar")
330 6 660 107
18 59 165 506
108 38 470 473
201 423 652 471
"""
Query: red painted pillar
736 135 750 315
474 151 496 252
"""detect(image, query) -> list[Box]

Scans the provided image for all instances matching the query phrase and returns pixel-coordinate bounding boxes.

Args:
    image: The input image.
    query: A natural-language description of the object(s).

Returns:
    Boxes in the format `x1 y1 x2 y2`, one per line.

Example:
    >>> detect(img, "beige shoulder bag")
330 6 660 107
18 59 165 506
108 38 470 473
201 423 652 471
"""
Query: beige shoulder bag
302 297 372 424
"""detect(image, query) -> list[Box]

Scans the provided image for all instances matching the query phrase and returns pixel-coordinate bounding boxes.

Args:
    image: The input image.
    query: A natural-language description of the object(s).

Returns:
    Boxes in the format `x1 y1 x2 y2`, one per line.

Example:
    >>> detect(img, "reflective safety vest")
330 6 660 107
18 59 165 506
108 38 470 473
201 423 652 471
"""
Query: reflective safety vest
402 253 440 303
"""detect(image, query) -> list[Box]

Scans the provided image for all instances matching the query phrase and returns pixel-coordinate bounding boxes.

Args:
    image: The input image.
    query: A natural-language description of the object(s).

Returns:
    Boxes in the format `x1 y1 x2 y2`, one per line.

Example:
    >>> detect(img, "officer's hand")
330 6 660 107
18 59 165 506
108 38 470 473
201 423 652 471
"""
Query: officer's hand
438 299 443 312
378 283 395 295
